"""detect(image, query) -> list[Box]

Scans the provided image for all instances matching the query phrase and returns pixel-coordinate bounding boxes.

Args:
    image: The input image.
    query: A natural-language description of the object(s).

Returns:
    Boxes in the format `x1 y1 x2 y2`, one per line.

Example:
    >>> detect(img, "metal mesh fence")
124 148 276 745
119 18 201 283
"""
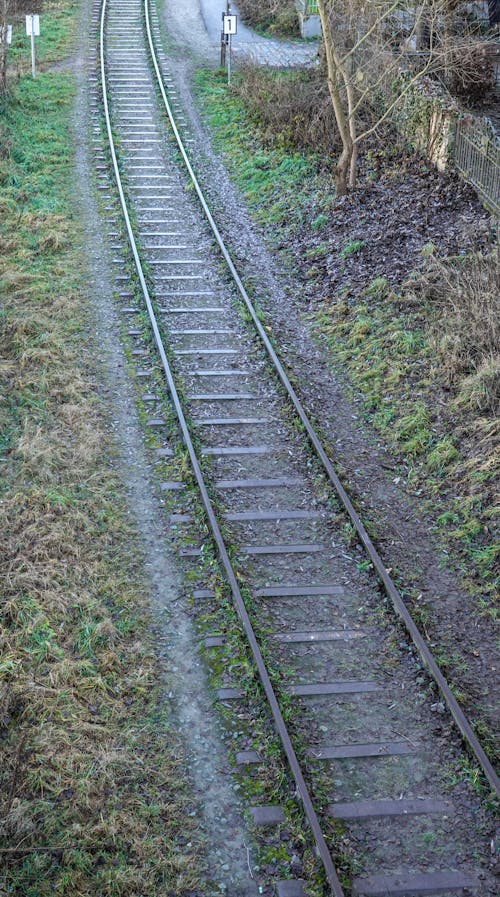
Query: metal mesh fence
453 117 500 215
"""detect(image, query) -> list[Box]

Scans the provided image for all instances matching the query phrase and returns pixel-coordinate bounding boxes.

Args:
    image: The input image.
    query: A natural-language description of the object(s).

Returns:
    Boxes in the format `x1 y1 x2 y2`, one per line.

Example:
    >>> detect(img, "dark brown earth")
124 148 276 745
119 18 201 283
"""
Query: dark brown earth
292 154 493 299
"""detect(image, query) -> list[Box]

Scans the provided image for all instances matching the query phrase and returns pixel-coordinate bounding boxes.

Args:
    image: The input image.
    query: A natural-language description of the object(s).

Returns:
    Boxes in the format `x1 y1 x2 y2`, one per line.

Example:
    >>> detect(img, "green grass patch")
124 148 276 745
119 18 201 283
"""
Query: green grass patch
194 68 323 231
0 5 208 895
340 239 365 259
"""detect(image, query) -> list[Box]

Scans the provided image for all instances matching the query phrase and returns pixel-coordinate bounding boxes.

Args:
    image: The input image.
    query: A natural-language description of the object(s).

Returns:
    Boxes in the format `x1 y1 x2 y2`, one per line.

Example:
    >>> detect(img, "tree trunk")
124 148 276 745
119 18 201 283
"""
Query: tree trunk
317 0 354 195
334 142 351 195
1 1 8 95
345 74 358 189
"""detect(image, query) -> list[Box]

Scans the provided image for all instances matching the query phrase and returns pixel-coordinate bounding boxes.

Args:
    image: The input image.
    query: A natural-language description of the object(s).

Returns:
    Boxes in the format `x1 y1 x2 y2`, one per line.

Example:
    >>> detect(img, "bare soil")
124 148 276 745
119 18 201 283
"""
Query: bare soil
293 154 493 296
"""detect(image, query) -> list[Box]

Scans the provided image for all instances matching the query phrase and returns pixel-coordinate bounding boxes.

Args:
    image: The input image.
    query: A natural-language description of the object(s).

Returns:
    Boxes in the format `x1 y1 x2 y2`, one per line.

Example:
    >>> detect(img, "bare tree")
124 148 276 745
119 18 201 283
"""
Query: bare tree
1 0 11 94
316 0 495 194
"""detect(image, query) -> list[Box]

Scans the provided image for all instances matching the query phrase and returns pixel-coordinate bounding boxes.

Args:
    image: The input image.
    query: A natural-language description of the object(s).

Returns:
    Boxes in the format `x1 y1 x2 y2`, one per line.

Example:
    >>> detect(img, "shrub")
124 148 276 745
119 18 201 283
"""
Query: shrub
445 44 497 104
236 0 299 36
235 65 339 155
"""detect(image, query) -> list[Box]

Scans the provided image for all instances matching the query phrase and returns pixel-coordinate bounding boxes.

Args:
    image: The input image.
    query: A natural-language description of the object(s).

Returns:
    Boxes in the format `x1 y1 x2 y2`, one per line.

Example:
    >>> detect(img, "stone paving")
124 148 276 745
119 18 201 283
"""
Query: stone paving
200 0 318 67
232 39 317 68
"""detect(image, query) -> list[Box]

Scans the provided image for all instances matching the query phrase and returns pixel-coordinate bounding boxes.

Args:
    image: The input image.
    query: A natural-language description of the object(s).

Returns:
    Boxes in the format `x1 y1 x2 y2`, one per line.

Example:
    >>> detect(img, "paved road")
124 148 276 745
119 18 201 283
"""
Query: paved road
199 0 261 44
197 0 318 66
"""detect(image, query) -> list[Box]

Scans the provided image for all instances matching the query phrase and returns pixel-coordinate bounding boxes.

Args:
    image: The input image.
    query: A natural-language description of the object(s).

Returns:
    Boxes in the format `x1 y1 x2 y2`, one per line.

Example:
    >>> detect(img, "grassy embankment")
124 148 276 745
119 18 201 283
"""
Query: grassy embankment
193 69 498 646
0 3 206 894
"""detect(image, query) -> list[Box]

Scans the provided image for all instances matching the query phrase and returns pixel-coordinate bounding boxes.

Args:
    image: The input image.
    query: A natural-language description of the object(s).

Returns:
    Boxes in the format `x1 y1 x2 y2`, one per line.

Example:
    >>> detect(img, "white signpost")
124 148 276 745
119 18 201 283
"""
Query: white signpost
26 14 40 79
0 24 13 45
223 14 237 85
223 14 237 36
0 25 12 45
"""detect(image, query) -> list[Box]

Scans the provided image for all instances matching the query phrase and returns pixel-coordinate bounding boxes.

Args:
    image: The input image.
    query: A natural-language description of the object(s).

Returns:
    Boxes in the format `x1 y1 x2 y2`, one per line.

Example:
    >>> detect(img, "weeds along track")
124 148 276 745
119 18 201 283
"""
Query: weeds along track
96 0 499 893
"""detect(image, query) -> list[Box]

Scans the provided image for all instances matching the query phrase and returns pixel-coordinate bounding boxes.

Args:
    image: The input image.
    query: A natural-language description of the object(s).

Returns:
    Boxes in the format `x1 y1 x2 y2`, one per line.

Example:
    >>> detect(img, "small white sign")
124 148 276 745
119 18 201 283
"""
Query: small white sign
1 24 13 44
26 14 40 37
223 14 237 36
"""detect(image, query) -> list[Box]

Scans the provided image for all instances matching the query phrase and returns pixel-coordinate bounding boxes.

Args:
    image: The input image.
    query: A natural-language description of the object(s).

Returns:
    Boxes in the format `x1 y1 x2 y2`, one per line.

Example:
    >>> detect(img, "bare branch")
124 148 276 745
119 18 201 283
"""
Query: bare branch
317 0 493 190
339 0 401 65
354 55 437 144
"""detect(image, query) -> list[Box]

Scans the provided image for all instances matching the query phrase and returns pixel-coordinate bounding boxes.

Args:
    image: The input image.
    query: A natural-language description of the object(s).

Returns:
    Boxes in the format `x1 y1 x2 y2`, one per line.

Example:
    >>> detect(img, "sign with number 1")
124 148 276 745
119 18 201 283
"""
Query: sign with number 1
223 14 237 35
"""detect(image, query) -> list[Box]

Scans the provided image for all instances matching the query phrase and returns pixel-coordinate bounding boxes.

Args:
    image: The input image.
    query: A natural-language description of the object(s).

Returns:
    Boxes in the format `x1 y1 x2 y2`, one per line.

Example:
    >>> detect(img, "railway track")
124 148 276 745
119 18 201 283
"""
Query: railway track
90 0 499 893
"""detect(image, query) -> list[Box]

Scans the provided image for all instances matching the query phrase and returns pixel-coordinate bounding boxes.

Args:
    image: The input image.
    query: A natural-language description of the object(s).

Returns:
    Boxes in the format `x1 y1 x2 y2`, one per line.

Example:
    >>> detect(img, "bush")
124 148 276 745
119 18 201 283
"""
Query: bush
445 44 497 103
235 65 340 154
236 0 300 36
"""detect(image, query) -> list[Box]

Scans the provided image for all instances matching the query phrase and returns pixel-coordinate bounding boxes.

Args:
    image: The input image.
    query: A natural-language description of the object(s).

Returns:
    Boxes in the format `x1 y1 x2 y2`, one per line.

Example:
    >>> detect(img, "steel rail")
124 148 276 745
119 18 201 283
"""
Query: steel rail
143 0 500 796
99 2 346 894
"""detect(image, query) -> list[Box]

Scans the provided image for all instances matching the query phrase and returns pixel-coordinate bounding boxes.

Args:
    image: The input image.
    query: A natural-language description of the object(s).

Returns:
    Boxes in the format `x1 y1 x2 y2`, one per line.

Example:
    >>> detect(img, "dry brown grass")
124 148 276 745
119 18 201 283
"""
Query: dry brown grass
0 48 207 896
27 211 71 251
0 342 206 893
405 251 500 413
235 64 340 155
457 354 500 415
